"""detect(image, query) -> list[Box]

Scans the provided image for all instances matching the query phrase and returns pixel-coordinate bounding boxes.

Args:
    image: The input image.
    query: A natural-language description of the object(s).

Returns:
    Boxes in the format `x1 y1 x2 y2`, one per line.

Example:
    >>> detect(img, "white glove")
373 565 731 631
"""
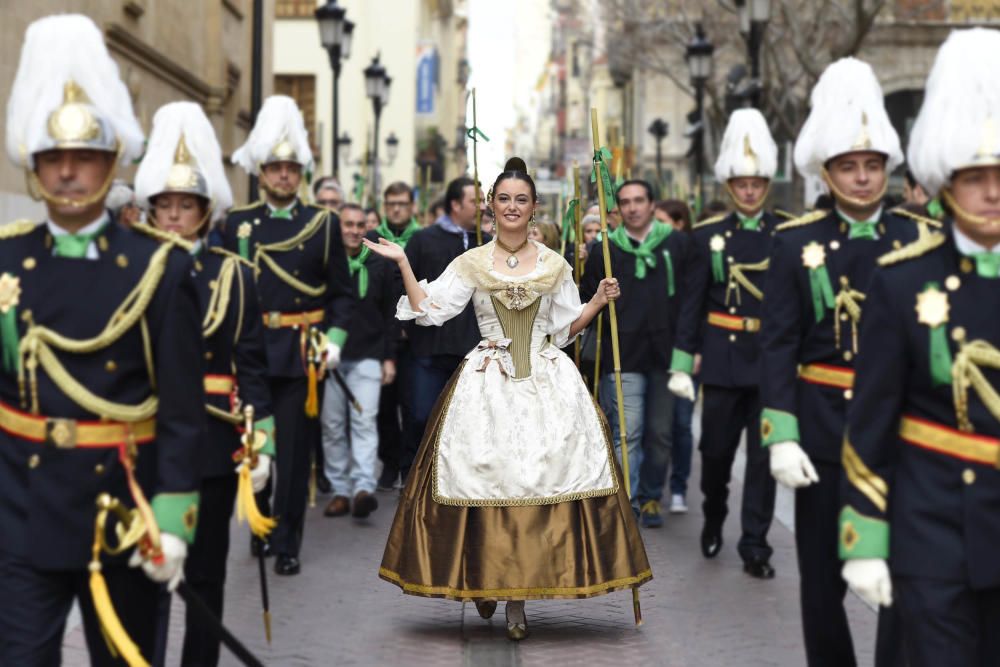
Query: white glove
249 453 271 493
842 558 893 607
769 441 820 489
668 372 696 401
129 533 187 592
325 342 341 371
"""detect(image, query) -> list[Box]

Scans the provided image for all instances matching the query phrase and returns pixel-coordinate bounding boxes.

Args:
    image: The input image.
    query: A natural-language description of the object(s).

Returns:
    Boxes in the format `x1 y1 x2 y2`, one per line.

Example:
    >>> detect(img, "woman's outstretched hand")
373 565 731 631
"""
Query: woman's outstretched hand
362 237 406 264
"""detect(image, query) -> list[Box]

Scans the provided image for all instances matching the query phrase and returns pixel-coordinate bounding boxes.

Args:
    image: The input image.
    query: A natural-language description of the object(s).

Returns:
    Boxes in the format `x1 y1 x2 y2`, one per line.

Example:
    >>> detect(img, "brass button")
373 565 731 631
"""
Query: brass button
892 240 902 250
98 236 109 252
725 231 733 238
94 463 105 475
253 218 260 226
22 257 36 270
293 269 300 276
28 454 40 469
727 256 734 264
729 307 737 314
294 297 302 305
829 240 840 251
962 468 976 485
945 275 961 291
960 258 974 274
298 244 305 251
843 350 854 361
728 334 737 342
844 389 853 400
205 351 213 361
952 327 967 343
116 254 128 268
105 360 117 373
840 313 849 322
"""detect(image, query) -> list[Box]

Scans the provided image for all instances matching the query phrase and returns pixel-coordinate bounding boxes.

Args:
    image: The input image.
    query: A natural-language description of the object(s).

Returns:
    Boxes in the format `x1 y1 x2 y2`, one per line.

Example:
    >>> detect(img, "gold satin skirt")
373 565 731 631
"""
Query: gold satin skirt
379 366 652 601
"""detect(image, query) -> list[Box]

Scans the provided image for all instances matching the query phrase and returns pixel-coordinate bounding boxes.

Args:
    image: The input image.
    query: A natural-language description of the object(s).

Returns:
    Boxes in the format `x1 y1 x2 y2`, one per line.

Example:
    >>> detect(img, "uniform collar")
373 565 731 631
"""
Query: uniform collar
835 205 882 226
953 225 1000 255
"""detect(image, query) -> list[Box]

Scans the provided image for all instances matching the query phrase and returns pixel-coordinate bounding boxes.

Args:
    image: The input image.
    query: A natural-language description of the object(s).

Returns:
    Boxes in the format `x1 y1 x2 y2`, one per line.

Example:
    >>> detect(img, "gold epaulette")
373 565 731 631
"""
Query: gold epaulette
775 209 829 232
209 246 255 269
774 209 798 220
692 213 728 230
890 207 943 229
878 231 947 267
0 220 38 239
228 200 264 213
131 222 195 251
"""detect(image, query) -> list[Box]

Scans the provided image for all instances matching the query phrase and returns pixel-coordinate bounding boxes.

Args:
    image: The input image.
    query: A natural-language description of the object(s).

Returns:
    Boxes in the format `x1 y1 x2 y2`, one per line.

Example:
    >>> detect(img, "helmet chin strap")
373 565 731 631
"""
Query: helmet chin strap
941 188 1000 227
820 166 888 211
26 144 122 210
725 180 771 216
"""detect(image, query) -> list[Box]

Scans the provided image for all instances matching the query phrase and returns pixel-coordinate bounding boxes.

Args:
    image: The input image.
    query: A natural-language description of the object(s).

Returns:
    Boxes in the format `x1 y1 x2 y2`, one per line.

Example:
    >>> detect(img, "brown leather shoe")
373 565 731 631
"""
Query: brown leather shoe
352 490 378 518
324 495 350 517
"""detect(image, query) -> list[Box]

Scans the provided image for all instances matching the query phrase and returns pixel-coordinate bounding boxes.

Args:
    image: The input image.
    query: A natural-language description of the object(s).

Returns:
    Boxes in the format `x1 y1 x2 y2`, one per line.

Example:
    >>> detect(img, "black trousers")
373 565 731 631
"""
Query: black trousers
699 384 775 562
376 348 411 481
896 577 1000 667
181 474 238 666
268 377 319 557
0 553 160 666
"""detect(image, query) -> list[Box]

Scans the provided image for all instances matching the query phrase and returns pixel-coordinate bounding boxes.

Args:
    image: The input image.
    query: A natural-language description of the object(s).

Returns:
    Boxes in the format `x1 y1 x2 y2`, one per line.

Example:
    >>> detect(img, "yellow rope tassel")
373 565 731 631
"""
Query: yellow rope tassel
305 362 319 417
89 566 149 667
237 465 277 538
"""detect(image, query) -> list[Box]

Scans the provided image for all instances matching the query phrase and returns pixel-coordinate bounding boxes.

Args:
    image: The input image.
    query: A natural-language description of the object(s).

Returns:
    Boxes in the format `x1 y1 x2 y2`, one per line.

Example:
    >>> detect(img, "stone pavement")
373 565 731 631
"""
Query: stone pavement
63 452 877 666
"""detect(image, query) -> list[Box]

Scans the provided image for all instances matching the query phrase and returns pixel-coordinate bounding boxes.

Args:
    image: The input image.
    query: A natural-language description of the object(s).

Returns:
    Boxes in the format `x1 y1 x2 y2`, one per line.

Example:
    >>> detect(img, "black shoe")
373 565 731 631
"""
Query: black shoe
377 467 398 491
743 558 776 579
316 474 332 495
250 536 272 558
274 554 301 576
700 522 723 559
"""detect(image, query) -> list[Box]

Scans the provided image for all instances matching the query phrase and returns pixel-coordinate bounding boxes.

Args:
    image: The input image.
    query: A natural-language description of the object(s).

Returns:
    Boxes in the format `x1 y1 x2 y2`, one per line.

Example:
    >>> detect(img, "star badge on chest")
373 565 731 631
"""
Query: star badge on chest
238 222 253 239
710 235 725 253
801 241 826 270
916 286 949 328
0 273 22 314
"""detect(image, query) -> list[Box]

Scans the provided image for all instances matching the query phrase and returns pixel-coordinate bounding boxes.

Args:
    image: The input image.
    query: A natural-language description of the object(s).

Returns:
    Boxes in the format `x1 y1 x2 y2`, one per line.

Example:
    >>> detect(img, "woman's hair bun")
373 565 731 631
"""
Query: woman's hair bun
504 157 528 173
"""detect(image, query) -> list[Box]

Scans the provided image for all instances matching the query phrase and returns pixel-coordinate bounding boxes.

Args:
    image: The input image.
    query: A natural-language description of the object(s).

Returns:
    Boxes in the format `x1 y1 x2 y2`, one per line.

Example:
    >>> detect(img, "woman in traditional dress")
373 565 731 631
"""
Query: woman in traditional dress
365 158 651 641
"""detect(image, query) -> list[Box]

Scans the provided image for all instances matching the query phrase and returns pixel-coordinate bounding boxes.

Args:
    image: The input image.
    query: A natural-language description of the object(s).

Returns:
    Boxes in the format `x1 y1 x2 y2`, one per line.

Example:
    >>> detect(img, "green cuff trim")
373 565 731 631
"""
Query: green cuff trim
839 505 890 560
760 408 800 446
670 349 694 374
327 327 348 348
151 492 200 544
254 415 276 457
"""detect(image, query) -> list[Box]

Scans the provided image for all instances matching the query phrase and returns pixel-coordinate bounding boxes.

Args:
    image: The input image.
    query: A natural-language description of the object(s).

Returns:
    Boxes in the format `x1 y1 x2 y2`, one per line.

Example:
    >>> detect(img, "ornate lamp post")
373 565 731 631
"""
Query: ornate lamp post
315 0 354 177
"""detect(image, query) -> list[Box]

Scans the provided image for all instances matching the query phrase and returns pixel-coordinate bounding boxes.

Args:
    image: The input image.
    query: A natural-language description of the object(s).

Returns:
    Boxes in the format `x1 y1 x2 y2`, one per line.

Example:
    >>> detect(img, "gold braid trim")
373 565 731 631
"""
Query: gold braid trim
726 258 768 305
878 230 947 267
202 256 238 339
206 403 242 425
253 209 329 297
834 277 865 354
890 207 943 229
842 439 888 513
18 243 173 420
128 222 195 252
692 214 727 230
229 199 264 213
952 338 1000 432
0 220 38 239
775 209 829 232
774 209 797 220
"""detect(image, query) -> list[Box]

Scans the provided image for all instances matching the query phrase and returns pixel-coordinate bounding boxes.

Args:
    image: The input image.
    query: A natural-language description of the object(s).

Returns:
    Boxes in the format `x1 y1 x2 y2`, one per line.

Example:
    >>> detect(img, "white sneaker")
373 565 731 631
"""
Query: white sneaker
669 494 688 514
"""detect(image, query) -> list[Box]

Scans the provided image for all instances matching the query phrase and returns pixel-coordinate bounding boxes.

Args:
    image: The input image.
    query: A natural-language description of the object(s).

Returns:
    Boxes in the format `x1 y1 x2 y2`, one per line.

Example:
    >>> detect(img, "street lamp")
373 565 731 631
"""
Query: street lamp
735 0 770 108
364 54 391 203
386 132 400 164
686 23 714 199
315 0 354 177
647 118 669 187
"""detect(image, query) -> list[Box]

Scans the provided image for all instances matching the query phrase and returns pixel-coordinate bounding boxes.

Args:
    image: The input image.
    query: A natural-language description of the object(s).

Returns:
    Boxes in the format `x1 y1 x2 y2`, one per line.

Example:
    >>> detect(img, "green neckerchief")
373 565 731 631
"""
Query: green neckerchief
837 211 879 240
737 211 762 231
53 219 110 258
377 218 421 248
608 222 673 280
347 246 372 298
970 252 1000 278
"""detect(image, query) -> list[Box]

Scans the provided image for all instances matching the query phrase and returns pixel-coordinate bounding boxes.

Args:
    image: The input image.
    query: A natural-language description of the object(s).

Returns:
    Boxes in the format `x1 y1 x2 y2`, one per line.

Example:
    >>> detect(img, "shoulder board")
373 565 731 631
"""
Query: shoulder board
889 206 943 229
209 246 255 269
0 220 38 240
131 222 195 251
228 200 265 213
775 209 829 232
692 214 728 230
877 231 947 267
774 209 797 220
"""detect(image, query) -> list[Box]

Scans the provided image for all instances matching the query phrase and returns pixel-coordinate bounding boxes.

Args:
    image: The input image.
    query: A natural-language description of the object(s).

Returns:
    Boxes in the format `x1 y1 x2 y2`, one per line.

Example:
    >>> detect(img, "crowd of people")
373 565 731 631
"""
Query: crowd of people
3 12 1000 667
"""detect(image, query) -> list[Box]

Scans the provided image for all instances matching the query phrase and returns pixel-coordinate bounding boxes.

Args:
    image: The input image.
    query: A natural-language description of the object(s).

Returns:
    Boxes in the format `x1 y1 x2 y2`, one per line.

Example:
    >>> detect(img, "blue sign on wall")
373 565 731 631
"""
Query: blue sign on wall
416 46 438 115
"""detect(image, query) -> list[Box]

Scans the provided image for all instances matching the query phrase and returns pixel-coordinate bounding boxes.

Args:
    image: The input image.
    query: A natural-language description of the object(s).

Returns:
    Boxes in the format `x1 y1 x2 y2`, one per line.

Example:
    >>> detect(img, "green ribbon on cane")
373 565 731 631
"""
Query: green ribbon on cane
466 126 490 143
662 249 675 296
591 147 616 213
922 281 953 386
808 266 836 323
562 199 579 243
353 173 366 204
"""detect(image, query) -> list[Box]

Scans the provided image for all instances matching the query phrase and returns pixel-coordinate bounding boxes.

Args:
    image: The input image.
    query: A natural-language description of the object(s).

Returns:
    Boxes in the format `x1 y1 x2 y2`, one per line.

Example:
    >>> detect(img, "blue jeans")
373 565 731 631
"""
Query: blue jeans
320 358 383 495
599 370 674 510
669 383 696 496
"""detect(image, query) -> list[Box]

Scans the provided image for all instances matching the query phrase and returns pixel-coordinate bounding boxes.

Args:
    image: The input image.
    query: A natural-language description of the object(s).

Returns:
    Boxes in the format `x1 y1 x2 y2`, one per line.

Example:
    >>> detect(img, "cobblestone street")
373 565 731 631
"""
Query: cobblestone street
63 450 877 666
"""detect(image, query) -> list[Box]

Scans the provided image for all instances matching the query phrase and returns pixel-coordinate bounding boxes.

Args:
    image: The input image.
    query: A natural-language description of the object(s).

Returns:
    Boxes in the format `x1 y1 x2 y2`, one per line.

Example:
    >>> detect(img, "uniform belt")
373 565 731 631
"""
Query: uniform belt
204 374 236 396
799 363 854 390
900 415 1000 469
263 308 324 329
0 400 156 449
707 311 761 333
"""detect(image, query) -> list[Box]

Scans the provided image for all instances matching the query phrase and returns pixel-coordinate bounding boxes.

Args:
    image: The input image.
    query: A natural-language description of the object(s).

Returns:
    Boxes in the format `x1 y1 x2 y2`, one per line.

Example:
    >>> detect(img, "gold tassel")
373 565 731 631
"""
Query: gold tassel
305 362 319 417
236 465 277 538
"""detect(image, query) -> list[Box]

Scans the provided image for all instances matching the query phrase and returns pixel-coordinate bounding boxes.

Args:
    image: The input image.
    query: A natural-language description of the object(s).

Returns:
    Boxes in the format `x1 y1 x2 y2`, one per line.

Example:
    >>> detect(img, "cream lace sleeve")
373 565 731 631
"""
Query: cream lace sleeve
395 260 476 327
547 266 585 348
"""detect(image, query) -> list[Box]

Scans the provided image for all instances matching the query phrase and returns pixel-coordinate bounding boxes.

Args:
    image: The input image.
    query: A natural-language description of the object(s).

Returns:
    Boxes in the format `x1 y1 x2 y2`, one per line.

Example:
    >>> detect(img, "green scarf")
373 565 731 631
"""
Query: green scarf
347 246 371 298
608 222 674 280
837 213 878 240
970 252 1000 278
737 212 762 231
377 218 421 248
53 220 109 258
